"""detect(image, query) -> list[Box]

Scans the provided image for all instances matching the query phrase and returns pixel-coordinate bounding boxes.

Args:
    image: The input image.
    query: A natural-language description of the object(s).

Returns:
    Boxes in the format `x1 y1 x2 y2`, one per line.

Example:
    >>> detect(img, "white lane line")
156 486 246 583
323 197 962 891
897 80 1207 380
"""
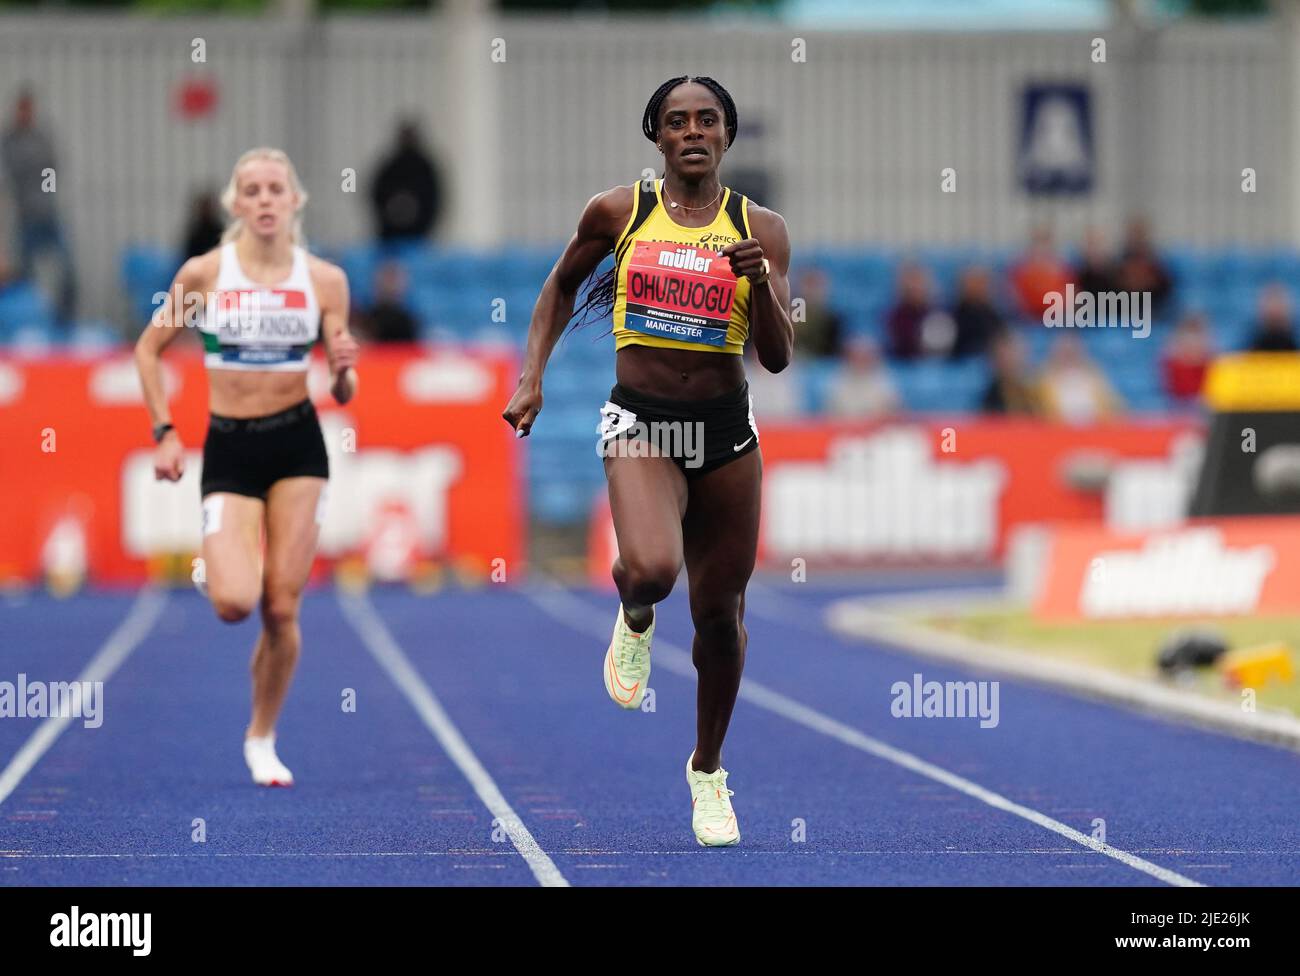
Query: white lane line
0 848 1284 860
743 579 846 632
753 580 1300 755
825 590 1300 753
338 591 569 888
523 584 1205 889
0 588 169 812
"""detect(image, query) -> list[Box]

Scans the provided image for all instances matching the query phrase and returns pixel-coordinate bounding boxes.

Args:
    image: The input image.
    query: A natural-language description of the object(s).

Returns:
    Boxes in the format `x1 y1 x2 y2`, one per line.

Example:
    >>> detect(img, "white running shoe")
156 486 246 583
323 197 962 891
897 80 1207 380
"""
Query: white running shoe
603 606 653 710
244 734 294 787
686 752 740 847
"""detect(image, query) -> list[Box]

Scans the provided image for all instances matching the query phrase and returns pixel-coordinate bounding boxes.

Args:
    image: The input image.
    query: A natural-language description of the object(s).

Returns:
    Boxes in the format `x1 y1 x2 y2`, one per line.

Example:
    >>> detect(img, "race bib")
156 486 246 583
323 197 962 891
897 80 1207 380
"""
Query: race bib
624 241 737 347
206 288 315 366
597 401 638 441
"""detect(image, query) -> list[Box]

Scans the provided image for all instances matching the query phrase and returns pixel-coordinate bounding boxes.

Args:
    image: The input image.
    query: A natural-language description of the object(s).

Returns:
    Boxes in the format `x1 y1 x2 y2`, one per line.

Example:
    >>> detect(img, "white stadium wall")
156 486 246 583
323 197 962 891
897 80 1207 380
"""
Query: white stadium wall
0 12 1289 324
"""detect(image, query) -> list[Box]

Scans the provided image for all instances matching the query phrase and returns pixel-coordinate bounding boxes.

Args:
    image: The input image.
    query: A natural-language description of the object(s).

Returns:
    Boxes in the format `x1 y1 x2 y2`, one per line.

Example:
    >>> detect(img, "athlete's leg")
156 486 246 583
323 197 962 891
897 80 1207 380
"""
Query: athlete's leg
682 448 761 773
604 451 688 630
248 476 324 738
201 492 265 623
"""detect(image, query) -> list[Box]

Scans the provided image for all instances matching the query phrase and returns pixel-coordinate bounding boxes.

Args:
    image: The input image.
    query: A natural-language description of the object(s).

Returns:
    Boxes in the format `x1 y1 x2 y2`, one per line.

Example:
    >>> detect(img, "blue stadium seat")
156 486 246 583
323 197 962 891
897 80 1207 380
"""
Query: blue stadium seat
498 249 553 292
7 321 58 351
406 284 443 330
375 237 428 265
1109 362 1160 404
801 359 841 413
337 243 382 307
913 247 968 301
1215 312 1253 351
103 238 1300 423
1202 248 1252 289
120 245 182 324
0 282 55 339
892 359 984 413
530 480 596 524
1020 324 1054 365
1260 247 1300 284
69 320 121 352
467 325 516 350
406 249 483 291
842 307 878 340
544 406 601 438
542 362 610 401
1162 246 1199 290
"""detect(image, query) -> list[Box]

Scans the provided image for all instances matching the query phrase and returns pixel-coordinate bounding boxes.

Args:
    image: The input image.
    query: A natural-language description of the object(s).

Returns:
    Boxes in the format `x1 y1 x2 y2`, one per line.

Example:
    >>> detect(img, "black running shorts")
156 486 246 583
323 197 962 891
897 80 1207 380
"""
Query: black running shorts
200 398 330 499
597 381 760 480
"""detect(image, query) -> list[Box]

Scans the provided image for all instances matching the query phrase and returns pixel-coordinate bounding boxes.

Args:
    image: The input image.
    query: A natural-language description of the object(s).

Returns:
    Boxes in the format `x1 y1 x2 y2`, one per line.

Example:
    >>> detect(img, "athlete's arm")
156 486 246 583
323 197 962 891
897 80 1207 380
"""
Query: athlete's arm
502 184 632 437
313 259 358 405
134 252 216 482
723 207 793 373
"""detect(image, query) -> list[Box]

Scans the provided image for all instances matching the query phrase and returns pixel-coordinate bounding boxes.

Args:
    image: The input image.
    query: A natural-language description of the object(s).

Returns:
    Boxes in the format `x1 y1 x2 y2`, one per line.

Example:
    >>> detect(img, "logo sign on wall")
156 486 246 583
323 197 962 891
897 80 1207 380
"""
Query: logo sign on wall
0 348 525 584
1035 518 1300 620
584 418 1202 586
1018 82 1094 195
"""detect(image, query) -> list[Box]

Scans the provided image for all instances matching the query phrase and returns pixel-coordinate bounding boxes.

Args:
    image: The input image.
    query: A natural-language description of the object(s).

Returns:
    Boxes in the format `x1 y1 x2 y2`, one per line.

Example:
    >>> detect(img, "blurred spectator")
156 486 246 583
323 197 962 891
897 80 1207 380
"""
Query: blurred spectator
1246 284 1298 352
885 263 952 360
980 329 1042 415
358 261 418 343
791 267 843 359
0 194 13 288
370 120 443 243
181 190 225 259
1010 225 1072 321
743 339 803 417
1162 311 1214 402
1117 216 1172 319
824 337 899 418
1074 226 1119 296
1 87 76 324
949 266 1004 360
1036 334 1123 424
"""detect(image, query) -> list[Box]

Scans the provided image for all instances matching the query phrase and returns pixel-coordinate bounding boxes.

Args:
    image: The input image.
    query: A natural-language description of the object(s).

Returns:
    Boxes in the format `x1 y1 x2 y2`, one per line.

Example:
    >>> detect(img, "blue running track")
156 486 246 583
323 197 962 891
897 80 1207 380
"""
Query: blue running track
1 578 1298 886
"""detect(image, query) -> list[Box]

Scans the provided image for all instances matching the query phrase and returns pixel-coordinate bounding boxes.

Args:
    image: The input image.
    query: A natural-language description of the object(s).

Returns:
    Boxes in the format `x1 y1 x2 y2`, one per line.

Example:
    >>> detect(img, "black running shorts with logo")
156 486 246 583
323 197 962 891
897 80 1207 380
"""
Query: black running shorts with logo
200 398 330 499
596 381 760 481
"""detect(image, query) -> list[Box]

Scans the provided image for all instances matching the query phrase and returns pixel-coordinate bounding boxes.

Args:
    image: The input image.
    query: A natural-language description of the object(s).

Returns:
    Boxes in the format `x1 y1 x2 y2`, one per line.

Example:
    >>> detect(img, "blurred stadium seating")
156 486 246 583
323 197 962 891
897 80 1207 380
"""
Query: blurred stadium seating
9 238 1264 522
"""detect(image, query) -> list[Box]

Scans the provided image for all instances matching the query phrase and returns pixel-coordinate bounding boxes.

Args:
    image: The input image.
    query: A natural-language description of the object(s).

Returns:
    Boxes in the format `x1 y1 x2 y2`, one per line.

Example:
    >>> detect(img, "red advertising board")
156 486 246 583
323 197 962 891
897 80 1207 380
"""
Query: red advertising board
0 346 525 584
1035 517 1300 620
586 417 1202 583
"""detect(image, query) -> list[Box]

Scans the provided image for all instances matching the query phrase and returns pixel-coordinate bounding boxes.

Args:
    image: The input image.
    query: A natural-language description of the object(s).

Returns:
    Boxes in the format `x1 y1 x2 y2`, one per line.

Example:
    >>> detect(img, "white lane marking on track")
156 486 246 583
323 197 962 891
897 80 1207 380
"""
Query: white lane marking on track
742 580 824 629
338 591 569 888
0 848 1285 859
752 579 1300 754
523 583 1206 889
0 588 168 812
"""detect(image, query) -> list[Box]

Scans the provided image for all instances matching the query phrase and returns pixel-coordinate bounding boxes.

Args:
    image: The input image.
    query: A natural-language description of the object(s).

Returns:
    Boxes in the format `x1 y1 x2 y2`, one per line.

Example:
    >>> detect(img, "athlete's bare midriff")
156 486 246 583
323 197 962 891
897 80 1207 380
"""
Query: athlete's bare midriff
615 343 746 400
208 369 311 419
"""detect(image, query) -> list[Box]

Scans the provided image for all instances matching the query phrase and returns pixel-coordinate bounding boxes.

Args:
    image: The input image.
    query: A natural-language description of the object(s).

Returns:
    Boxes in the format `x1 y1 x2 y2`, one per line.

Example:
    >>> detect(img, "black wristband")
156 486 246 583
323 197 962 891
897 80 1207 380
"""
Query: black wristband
152 422 175 444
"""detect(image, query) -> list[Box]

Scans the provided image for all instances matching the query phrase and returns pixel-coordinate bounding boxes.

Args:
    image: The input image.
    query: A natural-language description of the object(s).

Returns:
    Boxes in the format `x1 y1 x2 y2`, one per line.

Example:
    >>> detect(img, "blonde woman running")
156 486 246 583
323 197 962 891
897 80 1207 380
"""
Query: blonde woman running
134 148 357 786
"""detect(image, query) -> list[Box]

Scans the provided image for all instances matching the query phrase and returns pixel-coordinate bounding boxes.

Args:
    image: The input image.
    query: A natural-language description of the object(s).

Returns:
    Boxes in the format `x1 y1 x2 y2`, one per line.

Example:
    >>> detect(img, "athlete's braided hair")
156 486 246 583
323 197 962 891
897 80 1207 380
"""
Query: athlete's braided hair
569 76 738 335
642 75 738 148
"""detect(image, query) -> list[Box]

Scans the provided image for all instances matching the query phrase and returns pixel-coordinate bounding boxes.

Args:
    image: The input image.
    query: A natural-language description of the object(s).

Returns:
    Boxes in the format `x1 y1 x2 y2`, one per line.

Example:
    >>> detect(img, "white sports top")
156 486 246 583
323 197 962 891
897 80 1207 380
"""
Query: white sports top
201 243 321 371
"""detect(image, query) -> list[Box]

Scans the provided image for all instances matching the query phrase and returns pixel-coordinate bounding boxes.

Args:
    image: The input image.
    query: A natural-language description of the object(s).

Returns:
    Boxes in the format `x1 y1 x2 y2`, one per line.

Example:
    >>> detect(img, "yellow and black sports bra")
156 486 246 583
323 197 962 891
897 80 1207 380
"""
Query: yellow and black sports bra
612 178 753 355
